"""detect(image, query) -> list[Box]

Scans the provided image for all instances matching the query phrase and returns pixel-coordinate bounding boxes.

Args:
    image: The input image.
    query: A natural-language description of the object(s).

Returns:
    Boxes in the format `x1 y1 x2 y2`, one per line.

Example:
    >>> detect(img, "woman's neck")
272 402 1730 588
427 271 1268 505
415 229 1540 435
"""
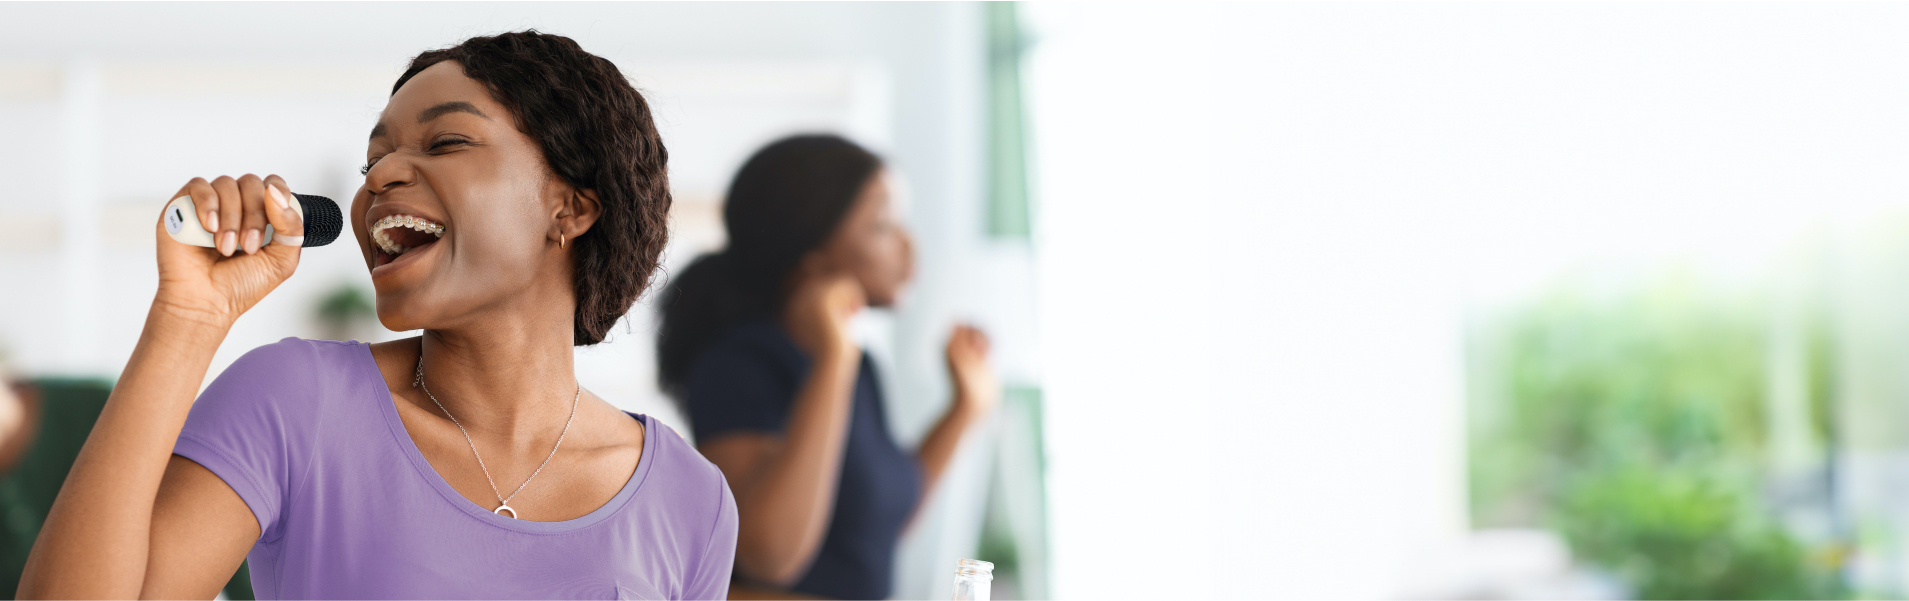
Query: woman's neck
413 316 578 448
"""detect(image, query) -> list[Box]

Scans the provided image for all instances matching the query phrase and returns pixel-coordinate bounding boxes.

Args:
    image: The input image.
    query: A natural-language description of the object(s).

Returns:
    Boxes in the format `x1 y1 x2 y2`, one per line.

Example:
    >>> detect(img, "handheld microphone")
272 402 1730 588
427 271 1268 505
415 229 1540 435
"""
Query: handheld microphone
162 193 344 248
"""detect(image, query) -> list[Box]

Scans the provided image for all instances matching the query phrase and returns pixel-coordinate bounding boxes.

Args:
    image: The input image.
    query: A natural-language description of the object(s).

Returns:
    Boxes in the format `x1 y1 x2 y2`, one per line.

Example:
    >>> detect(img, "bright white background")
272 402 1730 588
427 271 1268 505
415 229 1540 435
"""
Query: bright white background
1027 2 1909 599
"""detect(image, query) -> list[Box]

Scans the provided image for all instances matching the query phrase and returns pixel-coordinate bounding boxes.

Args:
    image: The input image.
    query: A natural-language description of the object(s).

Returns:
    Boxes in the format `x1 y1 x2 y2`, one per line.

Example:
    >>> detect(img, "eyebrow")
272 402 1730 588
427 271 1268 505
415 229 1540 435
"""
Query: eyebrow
368 101 492 140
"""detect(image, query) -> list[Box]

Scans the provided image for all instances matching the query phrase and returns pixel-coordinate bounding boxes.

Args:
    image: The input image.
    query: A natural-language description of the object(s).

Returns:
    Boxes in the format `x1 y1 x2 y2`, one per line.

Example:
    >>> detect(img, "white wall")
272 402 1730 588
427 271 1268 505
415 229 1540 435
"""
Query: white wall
1028 5 1467 597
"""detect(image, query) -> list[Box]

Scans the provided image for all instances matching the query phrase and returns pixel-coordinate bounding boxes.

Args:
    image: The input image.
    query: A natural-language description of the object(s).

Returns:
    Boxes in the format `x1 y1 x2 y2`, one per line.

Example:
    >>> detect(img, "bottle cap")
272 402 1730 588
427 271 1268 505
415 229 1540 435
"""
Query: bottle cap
956 558 995 579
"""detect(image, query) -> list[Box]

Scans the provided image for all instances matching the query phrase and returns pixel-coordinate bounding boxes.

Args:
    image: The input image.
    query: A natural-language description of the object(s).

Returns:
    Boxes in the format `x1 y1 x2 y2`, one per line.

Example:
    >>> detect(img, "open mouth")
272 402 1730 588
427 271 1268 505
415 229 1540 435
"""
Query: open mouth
370 214 445 268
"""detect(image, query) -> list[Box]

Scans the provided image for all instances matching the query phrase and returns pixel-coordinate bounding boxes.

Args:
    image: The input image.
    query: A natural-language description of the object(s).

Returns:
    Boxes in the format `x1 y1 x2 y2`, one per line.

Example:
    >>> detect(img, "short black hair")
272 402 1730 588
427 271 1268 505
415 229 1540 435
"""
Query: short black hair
395 30 671 345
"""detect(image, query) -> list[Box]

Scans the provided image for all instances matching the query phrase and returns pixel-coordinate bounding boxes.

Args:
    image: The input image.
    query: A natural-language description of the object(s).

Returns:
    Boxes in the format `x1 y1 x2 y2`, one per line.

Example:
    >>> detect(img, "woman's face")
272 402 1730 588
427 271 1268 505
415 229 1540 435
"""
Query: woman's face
814 169 915 307
353 61 583 332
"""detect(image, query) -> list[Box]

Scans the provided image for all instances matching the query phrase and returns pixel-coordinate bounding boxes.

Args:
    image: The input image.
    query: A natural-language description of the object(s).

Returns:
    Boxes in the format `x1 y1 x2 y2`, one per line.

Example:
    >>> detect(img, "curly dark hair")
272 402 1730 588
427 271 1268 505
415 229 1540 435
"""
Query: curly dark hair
393 30 671 345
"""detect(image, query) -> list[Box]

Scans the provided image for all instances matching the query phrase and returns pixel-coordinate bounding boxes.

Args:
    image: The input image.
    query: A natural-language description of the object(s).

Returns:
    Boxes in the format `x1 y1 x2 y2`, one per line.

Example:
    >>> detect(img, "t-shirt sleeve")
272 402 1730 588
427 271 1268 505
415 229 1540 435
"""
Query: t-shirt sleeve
684 342 794 441
684 478 739 601
171 338 328 543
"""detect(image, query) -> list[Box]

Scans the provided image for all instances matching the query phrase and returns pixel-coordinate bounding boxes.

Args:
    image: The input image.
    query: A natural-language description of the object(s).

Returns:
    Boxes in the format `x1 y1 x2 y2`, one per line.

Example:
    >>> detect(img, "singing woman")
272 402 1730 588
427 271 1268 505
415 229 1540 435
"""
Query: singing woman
18 31 736 599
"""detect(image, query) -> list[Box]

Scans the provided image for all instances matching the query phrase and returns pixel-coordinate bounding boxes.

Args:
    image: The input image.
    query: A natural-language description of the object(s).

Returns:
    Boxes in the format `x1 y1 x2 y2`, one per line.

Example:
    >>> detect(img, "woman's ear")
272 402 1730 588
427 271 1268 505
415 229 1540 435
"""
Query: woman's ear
553 188 603 246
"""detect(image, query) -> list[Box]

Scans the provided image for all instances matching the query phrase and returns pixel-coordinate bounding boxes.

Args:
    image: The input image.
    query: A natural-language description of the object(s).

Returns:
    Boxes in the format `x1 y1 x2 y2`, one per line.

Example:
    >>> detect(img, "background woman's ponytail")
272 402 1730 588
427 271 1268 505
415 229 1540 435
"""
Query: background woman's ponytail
656 252 759 398
656 134 882 401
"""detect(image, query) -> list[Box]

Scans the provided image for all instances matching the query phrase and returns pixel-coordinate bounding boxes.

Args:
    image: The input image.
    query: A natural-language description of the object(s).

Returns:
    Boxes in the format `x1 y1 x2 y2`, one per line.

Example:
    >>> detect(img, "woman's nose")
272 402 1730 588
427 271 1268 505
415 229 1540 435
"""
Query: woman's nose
364 157 414 195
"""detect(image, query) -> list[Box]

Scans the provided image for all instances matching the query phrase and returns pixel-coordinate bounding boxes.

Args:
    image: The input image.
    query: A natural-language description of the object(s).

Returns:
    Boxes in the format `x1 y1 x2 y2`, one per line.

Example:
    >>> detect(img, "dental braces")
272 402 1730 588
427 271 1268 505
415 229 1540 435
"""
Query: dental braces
371 215 445 255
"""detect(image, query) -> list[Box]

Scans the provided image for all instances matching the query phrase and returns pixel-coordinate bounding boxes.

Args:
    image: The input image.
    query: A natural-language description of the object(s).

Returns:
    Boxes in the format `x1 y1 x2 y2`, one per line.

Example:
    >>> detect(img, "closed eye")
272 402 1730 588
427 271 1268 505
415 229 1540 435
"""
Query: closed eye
361 137 469 175
429 136 471 152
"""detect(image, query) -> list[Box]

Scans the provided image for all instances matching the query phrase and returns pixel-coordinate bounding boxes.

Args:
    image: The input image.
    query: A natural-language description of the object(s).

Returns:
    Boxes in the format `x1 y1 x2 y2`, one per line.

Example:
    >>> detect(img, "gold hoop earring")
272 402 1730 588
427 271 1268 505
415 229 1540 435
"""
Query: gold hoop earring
560 234 566 249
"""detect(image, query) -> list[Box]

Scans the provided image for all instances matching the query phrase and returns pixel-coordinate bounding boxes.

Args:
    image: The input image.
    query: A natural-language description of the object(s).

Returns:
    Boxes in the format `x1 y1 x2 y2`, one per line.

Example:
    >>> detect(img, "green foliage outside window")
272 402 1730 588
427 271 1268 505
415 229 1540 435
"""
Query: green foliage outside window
1470 272 1846 599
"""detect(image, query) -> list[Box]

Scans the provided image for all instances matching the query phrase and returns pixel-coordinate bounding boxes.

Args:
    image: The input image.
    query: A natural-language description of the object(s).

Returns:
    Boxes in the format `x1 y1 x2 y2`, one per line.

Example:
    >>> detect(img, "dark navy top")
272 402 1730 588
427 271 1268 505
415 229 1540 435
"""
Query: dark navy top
685 319 922 600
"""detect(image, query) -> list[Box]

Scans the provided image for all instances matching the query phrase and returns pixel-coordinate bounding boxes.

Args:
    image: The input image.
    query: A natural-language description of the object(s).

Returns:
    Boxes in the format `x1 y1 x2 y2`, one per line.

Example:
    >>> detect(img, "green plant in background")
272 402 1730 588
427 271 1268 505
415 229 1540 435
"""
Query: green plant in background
315 283 376 341
1470 271 1846 599
1560 467 1840 599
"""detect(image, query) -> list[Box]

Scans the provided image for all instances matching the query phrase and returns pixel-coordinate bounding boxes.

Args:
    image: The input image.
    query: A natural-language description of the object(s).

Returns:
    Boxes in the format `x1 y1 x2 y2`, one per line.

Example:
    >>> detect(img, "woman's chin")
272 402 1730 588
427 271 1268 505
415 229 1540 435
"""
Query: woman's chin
372 290 441 335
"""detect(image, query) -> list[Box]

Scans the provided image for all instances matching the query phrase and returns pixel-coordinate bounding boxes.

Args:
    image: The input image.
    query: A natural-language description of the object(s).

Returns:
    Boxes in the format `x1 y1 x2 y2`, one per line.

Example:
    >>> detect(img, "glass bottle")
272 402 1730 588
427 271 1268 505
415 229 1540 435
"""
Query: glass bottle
952 558 994 601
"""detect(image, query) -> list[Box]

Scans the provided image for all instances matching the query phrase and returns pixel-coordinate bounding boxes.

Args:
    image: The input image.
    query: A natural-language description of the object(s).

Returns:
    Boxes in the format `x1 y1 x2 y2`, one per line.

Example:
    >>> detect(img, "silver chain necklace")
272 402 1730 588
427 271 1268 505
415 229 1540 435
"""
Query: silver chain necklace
414 356 580 519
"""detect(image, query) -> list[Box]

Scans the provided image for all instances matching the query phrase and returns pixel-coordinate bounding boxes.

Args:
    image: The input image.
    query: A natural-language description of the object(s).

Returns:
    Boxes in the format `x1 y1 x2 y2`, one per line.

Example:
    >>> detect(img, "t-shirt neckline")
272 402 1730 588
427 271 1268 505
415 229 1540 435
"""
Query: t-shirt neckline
354 341 656 534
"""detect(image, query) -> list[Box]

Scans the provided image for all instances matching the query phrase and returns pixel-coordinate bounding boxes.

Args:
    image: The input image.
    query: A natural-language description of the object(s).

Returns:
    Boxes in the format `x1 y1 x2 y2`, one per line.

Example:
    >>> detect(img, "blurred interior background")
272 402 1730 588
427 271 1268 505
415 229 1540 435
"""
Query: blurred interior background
8 2 1909 599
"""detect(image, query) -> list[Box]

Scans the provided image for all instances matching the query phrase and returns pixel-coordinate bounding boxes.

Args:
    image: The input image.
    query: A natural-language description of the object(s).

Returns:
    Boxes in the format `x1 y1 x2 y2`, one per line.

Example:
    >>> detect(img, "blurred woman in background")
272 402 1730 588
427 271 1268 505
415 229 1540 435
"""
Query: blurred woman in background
658 135 998 600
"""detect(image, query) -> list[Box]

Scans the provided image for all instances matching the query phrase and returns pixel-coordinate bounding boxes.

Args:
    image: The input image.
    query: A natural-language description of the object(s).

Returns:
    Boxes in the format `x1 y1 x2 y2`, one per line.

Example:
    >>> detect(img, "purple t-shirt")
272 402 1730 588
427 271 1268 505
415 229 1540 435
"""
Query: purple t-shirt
172 338 737 600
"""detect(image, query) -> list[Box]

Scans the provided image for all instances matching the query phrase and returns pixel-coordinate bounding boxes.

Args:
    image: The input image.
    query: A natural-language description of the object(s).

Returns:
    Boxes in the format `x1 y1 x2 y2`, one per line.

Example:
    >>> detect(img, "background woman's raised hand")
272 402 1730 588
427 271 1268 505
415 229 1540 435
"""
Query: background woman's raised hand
783 266 867 363
153 174 305 327
945 324 998 415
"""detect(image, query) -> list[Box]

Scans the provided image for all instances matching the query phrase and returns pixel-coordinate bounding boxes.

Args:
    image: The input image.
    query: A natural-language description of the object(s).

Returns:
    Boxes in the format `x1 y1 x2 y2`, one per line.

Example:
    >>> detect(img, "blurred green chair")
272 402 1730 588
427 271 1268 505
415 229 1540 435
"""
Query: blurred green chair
0 378 252 599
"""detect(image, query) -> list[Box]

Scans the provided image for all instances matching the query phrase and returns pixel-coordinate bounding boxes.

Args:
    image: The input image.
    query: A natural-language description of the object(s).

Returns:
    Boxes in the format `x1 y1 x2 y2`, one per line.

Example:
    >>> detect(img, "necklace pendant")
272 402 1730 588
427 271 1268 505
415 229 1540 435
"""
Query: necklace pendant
494 504 518 519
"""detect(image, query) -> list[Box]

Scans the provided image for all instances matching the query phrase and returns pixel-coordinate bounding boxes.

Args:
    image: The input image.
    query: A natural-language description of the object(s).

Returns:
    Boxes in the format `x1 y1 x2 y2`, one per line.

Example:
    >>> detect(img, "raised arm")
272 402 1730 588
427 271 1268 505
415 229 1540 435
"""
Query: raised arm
697 272 864 587
18 175 304 599
914 325 997 508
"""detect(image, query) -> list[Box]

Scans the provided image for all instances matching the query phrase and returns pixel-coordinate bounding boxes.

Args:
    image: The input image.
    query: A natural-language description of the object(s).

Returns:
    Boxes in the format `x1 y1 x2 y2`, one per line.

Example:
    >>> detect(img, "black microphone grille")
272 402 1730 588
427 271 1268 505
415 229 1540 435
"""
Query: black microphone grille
294 194 345 248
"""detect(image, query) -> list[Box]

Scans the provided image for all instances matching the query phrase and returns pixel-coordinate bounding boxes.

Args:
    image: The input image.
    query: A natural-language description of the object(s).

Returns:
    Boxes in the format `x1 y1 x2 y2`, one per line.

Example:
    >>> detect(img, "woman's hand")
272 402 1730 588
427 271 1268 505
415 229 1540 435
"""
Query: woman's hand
783 267 865 362
945 324 998 415
912 324 999 515
21 174 299 598
153 174 305 326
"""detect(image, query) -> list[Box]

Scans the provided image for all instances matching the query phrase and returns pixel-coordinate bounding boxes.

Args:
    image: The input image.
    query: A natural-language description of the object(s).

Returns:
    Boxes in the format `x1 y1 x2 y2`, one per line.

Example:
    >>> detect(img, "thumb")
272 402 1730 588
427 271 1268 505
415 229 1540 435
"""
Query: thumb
260 179 304 266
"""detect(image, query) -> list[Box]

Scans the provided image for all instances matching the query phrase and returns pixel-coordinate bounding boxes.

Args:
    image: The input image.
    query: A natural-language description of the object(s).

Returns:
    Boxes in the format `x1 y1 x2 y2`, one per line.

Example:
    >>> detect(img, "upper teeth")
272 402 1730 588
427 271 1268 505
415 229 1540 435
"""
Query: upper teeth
371 215 444 255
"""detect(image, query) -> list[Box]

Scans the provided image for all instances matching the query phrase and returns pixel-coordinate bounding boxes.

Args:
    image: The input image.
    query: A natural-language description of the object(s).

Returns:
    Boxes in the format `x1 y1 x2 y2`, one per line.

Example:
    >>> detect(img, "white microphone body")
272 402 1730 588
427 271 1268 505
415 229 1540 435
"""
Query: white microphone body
162 194 320 247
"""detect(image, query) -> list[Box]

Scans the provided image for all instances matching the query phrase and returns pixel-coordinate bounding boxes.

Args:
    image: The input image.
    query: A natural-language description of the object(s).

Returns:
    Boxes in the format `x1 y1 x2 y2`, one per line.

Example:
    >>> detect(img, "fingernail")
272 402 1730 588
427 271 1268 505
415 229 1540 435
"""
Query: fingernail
243 229 261 254
268 186 289 211
206 213 219 231
220 231 237 256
